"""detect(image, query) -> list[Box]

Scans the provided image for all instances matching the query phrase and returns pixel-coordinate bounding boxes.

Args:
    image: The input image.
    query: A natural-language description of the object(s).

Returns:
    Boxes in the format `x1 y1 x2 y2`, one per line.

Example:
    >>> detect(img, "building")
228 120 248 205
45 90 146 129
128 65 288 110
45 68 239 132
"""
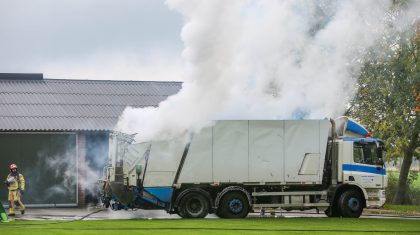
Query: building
0 73 182 207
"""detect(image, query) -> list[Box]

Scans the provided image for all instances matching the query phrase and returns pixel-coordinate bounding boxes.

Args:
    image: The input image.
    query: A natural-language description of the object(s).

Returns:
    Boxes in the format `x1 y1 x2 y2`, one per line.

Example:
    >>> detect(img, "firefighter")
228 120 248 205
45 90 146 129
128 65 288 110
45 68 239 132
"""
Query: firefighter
4 164 25 216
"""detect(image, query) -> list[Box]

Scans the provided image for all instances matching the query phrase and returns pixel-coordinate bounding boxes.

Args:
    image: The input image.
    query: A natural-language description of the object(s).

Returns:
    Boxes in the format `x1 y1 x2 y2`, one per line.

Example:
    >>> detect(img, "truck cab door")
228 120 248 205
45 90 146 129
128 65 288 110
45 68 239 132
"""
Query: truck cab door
343 141 385 189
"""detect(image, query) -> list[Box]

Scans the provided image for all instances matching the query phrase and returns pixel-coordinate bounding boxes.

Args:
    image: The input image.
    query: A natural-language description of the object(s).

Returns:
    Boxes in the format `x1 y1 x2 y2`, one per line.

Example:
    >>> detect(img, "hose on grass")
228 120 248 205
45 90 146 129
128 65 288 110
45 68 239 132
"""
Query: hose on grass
0 208 106 226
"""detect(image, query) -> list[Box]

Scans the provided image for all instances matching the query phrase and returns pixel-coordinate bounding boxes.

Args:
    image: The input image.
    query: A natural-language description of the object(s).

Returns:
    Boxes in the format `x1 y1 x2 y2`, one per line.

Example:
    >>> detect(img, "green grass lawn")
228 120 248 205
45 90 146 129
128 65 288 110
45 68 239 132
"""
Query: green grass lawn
387 171 420 189
1 218 420 235
413 177 420 189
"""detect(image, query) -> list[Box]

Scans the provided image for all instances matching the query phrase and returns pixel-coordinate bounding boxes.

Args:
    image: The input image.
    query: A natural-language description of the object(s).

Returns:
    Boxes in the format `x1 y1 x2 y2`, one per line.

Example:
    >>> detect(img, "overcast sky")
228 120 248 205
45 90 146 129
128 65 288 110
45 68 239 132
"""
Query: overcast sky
0 0 184 80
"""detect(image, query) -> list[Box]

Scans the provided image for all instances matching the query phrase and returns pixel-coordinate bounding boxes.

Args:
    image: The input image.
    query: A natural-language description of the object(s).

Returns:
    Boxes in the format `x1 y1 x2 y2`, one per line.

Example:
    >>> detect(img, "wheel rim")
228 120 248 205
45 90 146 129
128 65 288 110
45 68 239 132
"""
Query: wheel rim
347 197 360 212
187 198 203 215
228 198 243 214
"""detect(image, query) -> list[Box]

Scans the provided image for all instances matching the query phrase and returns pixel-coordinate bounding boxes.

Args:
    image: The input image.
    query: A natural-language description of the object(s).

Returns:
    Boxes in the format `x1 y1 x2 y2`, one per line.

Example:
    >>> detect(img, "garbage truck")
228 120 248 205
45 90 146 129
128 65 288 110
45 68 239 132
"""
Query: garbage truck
101 117 386 218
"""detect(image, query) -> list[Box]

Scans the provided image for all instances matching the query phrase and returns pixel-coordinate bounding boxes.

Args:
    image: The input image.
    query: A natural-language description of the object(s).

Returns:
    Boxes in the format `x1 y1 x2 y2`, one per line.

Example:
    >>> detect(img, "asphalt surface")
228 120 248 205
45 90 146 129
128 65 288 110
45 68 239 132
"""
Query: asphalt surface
8 208 420 221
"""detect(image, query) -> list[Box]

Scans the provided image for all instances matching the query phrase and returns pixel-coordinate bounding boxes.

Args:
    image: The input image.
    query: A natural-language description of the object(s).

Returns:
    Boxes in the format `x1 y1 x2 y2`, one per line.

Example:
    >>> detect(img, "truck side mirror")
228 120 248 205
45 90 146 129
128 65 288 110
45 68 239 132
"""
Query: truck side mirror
376 158 384 170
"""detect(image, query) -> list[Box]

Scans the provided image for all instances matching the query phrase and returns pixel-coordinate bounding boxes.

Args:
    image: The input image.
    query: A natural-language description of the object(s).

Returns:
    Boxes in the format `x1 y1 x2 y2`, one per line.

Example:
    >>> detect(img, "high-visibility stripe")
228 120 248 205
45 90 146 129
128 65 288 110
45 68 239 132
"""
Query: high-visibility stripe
342 164 386 175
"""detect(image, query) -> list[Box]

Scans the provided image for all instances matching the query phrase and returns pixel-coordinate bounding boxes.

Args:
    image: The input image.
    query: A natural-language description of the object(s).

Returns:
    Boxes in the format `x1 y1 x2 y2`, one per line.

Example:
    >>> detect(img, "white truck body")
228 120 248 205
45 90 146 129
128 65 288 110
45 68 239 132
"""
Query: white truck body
102 117 386 218
144 120 330 187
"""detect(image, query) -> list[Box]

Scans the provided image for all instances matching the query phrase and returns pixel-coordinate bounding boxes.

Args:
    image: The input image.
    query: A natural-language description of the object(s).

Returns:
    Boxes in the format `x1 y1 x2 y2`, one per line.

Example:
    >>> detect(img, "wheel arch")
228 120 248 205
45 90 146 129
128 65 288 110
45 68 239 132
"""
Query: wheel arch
174 187 214 211
332 183 367 208
215 186 251 209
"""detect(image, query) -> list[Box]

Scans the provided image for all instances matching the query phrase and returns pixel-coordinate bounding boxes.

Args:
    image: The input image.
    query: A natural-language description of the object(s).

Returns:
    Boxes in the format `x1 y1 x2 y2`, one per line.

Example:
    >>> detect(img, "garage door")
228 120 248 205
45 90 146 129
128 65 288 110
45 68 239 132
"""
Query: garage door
0 133 77 206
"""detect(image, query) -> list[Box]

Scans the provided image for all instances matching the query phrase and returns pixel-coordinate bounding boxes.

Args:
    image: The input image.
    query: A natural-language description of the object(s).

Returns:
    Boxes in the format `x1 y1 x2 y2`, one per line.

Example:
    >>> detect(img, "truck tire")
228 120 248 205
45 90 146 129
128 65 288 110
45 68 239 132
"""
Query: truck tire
178 192 209 218
324 205 341 217
338 189 363 218
217 191 249 218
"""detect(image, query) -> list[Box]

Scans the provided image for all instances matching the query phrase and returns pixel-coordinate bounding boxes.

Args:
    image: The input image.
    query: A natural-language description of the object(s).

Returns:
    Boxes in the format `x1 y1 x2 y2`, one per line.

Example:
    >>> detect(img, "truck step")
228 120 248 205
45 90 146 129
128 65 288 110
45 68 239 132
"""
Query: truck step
253 202 330 208
252 191 327 196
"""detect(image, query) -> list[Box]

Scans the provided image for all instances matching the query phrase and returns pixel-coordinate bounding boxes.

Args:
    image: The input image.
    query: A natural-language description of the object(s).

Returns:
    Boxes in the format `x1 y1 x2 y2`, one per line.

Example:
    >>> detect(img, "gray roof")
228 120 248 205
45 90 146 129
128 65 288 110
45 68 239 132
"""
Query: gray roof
0 78 182 131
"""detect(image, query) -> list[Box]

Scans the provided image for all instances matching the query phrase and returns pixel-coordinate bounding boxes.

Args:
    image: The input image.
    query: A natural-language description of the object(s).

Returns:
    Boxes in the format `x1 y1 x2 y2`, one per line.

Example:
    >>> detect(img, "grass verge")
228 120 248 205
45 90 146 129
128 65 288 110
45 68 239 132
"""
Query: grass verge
1 218 420 235
383 204 420 212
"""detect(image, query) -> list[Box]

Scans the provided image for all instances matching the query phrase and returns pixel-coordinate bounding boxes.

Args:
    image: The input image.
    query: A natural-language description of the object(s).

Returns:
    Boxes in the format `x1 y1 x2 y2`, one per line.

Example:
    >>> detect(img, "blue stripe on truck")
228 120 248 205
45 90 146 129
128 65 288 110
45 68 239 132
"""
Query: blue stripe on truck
342 164 386 175
143 187 174 203
346 119 369 136
342 137 383 143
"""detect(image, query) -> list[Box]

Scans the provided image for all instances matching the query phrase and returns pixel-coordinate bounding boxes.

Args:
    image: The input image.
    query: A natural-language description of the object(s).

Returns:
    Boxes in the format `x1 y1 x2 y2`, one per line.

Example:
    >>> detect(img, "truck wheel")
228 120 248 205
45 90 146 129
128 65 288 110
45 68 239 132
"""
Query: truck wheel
338 190 363 218
214 211 223 218
217 192 249 218
324 205 341 217
178 192 209 218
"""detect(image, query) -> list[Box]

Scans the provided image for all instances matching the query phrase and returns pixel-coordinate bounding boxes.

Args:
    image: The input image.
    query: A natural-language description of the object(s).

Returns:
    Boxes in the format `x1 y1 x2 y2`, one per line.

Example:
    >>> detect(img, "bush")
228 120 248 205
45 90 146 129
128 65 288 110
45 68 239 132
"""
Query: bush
408 171 420 205
409 187 420 205
386 171 420 205
386 172 398 203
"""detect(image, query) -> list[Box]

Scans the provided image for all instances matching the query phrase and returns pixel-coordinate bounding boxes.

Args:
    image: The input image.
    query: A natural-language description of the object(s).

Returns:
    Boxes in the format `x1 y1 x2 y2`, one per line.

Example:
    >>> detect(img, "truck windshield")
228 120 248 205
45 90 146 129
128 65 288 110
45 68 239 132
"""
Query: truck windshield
353 142 382 165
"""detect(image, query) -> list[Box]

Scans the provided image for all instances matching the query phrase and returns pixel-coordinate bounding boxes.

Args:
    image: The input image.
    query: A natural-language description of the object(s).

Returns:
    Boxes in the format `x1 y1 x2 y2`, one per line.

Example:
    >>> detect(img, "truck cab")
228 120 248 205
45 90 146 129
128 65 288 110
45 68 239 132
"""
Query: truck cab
327 117 386 217
339 138 386 207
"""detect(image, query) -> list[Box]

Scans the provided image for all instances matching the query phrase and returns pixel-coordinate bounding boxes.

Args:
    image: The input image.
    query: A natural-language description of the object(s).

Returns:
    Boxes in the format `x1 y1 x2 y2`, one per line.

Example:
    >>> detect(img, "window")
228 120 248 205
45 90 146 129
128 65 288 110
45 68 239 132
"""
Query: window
354 146 364 163
353 142 380 165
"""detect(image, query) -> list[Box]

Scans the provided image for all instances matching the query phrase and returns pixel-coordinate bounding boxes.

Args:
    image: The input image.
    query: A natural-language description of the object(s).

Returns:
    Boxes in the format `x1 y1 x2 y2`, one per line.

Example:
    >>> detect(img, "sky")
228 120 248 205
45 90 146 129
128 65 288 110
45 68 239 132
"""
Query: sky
0 0 184 80
2 0 419 133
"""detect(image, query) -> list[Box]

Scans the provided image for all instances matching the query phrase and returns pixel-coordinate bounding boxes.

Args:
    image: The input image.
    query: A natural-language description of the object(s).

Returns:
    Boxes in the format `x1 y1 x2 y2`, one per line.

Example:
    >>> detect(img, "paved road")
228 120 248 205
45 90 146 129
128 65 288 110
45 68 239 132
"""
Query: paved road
10 208 420 221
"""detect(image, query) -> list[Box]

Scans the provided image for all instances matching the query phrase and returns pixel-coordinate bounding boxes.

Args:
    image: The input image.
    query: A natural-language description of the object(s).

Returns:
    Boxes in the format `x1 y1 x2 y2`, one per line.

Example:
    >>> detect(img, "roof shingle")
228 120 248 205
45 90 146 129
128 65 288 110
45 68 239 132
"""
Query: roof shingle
0 78 182 131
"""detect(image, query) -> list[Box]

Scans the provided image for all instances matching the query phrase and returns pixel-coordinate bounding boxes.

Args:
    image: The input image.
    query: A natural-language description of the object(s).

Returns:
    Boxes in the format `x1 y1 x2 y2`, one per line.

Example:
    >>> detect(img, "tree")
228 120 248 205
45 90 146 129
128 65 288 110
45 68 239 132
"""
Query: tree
347 28 420 204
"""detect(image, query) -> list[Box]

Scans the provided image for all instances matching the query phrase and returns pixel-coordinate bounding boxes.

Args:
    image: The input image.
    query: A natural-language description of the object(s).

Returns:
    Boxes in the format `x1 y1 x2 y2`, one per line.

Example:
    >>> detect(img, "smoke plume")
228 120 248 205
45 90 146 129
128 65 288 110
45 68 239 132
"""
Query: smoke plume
117 0 420 142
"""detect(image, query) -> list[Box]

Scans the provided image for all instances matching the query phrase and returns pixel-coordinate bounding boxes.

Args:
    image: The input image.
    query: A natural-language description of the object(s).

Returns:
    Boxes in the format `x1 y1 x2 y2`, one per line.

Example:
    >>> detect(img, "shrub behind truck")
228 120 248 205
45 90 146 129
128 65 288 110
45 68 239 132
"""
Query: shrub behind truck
101 117 386 218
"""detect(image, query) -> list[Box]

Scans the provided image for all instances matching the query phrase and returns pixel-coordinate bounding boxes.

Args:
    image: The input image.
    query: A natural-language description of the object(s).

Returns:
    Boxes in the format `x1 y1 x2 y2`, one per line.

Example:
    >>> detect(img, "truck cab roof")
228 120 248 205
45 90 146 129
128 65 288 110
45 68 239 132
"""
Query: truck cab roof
335 117 373 139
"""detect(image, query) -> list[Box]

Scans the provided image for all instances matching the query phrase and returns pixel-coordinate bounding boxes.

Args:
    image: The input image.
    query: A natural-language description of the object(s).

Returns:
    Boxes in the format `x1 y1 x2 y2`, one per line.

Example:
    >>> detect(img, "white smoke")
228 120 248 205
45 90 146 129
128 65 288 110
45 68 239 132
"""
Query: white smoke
31 137 107 205
35 147 97 203
117 0 420 142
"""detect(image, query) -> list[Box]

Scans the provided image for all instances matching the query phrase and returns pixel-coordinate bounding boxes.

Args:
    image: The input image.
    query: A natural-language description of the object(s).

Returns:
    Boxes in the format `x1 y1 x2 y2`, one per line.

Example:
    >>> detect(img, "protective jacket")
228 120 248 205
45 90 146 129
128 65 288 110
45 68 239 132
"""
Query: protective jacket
6 173 25 191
